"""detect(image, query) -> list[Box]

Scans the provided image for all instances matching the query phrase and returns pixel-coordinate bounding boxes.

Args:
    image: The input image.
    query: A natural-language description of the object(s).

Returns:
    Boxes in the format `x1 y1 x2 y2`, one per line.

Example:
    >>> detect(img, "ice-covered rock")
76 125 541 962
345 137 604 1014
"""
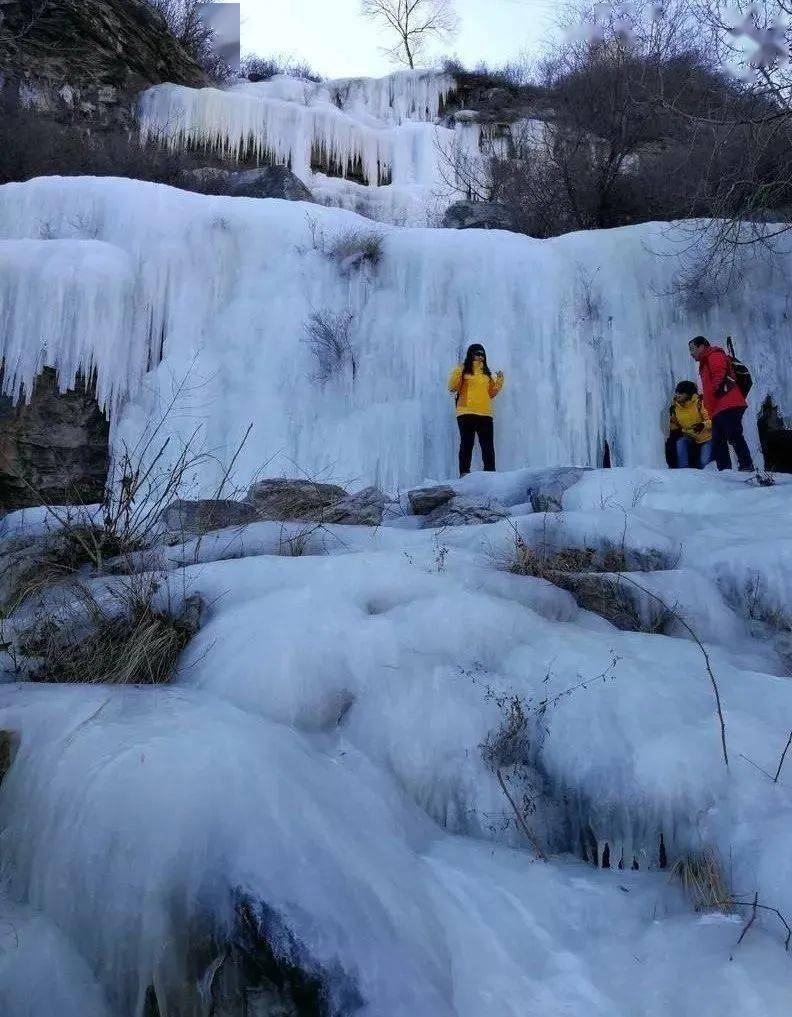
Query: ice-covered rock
442 200 519 232
177 165 314 202
423 494 509 527
322 486 390 526
161 498 261 535
246 478 347 521
527 467 590 513
408 485 456 515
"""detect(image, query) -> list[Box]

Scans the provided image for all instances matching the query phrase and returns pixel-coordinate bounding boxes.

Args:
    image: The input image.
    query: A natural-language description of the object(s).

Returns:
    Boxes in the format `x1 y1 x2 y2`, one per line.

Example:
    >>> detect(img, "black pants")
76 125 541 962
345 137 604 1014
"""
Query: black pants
457 414 495 476
711 407 754 472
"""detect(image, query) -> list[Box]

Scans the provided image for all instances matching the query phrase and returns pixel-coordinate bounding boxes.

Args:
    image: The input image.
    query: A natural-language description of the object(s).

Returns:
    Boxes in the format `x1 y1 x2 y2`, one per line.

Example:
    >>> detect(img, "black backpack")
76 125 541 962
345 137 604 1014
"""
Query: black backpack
726 336 753 398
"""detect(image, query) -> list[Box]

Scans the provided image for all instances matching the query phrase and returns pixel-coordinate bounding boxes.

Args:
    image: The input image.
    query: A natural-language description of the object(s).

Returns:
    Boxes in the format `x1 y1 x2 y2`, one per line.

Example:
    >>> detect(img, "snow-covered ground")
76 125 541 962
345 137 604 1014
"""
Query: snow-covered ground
1 176 791 492
1 467 792 1015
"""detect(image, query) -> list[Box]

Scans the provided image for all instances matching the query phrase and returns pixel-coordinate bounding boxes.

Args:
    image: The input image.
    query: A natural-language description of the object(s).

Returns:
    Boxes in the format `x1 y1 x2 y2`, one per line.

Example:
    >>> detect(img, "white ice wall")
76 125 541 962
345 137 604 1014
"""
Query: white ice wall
0 176 790 492
137 70 465 226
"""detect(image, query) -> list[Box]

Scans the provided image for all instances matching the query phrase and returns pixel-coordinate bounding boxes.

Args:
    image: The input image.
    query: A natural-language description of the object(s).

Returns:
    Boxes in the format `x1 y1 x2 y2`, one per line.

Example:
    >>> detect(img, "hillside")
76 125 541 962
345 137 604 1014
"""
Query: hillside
1 25 792 1017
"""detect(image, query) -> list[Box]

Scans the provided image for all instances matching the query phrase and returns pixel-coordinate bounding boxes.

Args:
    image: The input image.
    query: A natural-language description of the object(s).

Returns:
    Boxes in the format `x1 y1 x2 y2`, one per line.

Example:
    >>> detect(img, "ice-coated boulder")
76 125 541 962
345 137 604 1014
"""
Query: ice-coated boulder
422 495 509 528
322 486 390 526
527 467 590 513
442 200 519 232
247 479 347 522
407 485 456 516
177 165 314 202
161 498 260 535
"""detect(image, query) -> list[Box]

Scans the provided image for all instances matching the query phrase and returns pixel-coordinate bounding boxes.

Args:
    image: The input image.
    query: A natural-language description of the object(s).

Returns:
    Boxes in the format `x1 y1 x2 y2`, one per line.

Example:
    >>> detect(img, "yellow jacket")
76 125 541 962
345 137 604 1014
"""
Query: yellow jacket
448 364 504 417
670 395 712 444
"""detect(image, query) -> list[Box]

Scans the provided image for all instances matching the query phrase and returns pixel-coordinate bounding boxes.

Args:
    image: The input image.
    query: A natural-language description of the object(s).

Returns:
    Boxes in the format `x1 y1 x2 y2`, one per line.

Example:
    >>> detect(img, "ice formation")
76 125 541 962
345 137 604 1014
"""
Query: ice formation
1 176 791 492
2 467 792 1015
137 70 476 225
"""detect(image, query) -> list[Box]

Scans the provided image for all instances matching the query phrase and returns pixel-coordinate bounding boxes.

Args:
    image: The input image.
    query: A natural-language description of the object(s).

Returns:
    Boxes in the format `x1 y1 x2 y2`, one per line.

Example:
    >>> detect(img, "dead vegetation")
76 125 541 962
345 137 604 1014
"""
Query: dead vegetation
501 531 674 634
20 576 203 686
670 848 731 912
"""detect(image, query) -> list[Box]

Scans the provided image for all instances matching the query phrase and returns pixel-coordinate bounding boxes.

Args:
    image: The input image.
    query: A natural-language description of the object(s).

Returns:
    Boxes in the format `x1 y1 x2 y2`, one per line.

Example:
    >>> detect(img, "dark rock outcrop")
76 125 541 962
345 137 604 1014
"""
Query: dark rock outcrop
408 485 456 516
0 731 19 786
322 486 389 526
177 165 314 202
423 495 509 528
161 499 261 536
0 0 207 126
0 368 109 513
442 200 519 232
758 395 792 474
247 479 348 523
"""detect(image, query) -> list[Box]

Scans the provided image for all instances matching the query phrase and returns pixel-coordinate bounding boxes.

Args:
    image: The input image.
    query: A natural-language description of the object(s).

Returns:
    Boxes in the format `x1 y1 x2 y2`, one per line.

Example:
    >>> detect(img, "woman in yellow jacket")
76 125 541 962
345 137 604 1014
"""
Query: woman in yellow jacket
447 343 505 476
669 380 713 468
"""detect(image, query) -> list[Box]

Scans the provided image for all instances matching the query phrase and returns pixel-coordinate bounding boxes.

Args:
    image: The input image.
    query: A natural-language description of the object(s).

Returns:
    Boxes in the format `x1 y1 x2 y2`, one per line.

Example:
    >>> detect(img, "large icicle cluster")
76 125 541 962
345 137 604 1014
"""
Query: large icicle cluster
0 240 148 413
137 70 463 225
1 176 791 488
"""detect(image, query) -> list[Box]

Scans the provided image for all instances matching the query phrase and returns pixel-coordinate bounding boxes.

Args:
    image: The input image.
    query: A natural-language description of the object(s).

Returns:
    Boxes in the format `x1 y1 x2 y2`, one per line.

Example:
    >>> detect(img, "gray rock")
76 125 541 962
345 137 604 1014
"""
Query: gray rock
0 731 19 787
247 479 347 522
527 467 590 513
408 485 456 516
322 486 389 526
161 498 260 535
177 165 314 202
423 495 509 528
0 367 109 512
230 166 314 202
442 200 519 232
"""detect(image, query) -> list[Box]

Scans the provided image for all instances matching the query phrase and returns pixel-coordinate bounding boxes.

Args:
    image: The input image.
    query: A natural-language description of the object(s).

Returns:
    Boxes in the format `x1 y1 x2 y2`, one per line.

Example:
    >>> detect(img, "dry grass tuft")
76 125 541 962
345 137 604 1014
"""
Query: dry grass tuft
670 848 731 912
502 534 671 633
21 579 203 686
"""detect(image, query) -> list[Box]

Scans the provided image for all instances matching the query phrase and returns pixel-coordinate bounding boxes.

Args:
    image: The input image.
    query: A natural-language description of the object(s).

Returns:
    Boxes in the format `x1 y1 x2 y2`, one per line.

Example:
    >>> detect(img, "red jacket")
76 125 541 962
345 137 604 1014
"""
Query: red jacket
698 346 747 417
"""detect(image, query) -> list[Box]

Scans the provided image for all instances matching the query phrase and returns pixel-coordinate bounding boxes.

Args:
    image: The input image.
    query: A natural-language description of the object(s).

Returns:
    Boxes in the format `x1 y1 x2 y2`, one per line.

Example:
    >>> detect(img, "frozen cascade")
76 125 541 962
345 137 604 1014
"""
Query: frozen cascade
137 70 465 225
137 71 455 184
1 178 792 488
1 176 792 490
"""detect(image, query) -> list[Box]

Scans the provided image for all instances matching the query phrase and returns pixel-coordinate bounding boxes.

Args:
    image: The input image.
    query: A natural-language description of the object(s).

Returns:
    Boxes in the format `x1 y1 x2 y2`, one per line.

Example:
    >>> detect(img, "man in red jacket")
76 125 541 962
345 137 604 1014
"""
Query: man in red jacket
689 336 754 471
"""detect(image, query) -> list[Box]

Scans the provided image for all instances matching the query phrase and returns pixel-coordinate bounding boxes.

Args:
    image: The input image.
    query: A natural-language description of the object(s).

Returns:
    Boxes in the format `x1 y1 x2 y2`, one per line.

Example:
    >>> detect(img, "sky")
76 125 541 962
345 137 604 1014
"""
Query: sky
235 0 559 78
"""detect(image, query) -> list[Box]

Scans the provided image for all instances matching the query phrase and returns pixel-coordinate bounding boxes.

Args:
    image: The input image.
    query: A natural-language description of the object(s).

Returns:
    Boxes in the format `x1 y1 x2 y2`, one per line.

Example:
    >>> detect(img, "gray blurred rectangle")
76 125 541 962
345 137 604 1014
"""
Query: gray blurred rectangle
199 3 241 71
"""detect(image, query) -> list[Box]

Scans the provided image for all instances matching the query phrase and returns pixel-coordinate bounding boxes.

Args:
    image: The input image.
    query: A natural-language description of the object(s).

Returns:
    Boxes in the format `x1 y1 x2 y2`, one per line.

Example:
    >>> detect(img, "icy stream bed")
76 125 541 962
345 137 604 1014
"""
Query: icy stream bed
1 468 792 1015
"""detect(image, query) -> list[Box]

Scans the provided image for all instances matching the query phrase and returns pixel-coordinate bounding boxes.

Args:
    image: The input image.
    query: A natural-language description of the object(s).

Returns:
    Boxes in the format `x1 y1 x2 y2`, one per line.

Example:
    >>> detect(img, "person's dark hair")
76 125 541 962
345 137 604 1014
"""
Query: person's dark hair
675 380 698 397
689 336 710 348
462 343 491 378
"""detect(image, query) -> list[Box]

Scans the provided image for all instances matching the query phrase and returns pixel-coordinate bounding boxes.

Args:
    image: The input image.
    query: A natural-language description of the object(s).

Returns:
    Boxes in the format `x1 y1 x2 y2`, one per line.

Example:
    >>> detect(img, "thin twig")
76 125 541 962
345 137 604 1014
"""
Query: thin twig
616 572 729 769
774 731 792 783
495 767 547 862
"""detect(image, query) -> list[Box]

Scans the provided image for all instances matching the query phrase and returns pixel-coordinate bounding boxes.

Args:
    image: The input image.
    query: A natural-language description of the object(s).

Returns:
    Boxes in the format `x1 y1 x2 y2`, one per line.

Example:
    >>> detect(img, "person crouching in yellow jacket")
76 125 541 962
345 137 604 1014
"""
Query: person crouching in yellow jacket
669 380 713 469
447 343 505 476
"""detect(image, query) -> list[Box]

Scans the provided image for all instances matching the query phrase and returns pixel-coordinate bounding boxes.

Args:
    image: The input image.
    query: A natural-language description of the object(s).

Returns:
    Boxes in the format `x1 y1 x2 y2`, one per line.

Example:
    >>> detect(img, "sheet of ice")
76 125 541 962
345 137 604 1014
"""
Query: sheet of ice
1 178 790 491
0 899 111 1017
2 470 792 1012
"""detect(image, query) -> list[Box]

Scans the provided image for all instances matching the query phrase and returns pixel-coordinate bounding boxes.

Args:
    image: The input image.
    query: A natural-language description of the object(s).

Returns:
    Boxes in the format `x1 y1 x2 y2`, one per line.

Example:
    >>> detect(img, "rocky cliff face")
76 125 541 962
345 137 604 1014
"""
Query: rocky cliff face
0 0 207 126
0 369 109 513
0 0 207 512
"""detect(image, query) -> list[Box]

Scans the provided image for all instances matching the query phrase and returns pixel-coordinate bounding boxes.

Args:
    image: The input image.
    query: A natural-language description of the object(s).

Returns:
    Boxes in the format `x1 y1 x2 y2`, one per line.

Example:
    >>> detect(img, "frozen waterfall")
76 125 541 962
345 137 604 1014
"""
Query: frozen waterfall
0 176 791 492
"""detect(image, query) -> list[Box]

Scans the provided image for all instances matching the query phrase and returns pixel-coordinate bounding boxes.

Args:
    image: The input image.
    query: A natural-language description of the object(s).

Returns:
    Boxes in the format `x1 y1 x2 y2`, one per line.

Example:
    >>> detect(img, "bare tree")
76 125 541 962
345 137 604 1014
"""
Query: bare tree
360 0 460 69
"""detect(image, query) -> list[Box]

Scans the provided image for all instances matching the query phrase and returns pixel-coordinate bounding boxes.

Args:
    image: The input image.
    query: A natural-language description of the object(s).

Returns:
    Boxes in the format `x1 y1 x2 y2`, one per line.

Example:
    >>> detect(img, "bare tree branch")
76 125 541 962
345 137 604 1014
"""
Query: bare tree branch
360 0 459 69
